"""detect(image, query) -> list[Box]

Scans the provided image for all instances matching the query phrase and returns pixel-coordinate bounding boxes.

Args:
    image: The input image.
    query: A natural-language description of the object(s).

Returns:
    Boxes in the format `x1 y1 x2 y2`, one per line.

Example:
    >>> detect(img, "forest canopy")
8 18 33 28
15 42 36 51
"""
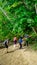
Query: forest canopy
0 0 37 41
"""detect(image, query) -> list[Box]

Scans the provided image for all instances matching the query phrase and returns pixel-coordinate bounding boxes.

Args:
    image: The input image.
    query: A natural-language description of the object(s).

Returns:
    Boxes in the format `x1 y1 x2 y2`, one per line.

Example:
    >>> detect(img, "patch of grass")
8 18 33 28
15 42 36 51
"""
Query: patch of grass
30 42 37 50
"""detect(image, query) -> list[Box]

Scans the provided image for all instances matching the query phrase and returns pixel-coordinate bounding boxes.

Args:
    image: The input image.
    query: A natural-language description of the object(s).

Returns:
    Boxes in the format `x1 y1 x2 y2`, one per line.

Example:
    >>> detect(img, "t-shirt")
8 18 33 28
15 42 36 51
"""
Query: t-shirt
19 38 23 43
3 39 8 44
25 34 29 38
24 34 29 41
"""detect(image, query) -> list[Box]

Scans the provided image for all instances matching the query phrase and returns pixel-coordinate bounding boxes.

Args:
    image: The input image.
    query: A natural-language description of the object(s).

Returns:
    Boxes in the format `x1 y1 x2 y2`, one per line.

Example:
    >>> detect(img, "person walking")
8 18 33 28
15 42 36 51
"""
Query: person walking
13 36 17 48
24 34 31 46
3 39 9 53
18 37 23 49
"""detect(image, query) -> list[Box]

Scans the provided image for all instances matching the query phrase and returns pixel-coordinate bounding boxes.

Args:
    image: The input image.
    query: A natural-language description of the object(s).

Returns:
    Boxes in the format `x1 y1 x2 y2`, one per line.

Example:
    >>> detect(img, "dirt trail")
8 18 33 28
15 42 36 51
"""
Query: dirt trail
0 45 37 65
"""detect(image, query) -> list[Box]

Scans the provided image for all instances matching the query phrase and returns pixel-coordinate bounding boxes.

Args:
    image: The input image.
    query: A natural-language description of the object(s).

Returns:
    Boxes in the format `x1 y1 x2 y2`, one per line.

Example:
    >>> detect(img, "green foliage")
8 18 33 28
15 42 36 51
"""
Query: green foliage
0 0 37 41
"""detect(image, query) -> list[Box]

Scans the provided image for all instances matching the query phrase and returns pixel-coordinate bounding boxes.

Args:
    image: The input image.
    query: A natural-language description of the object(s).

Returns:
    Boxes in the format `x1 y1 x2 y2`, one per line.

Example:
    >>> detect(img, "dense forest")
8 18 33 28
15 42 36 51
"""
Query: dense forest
0 0 37 41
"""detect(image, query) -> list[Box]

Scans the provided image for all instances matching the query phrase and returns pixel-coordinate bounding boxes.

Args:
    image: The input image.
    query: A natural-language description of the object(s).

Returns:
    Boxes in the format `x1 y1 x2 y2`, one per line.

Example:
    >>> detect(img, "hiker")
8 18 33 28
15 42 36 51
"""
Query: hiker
24 34 31 46
13 36 17 47
18 37 23 49
3 39 9 53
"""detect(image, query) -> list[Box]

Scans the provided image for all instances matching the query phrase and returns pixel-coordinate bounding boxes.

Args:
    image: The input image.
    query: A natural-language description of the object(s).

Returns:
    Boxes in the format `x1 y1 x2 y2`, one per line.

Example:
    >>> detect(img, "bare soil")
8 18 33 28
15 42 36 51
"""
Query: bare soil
0 44 37 65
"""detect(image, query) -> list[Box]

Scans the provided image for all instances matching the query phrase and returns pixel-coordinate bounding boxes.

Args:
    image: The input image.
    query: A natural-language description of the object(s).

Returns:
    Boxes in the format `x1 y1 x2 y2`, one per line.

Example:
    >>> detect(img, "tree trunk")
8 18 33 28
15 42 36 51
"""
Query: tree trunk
35 4 37 14
32 27 37 34
0 7 11 21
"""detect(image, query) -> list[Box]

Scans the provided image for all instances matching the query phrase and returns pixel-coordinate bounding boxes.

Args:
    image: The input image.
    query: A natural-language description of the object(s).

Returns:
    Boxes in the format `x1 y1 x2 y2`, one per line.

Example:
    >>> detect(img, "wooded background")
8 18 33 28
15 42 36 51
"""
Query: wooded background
0 0 37 41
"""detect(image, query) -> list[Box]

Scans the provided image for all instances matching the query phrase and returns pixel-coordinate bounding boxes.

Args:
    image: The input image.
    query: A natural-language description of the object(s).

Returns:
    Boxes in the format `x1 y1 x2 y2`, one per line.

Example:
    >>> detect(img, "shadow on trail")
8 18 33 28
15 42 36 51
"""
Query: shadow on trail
7 50 14 53
6 48 19 54
6 47 26 54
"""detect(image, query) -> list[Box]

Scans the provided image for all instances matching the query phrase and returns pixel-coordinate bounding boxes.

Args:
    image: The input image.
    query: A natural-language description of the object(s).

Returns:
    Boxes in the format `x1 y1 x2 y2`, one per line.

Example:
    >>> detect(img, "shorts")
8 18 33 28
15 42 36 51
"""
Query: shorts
5 44 8 48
